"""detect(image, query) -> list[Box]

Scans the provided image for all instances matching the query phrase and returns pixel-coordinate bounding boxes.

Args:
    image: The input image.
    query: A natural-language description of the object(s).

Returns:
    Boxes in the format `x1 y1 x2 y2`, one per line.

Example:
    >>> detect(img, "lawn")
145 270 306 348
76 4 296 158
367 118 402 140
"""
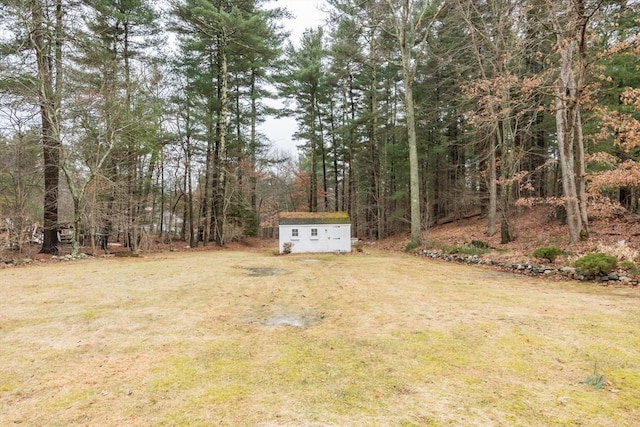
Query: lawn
1 248 639 426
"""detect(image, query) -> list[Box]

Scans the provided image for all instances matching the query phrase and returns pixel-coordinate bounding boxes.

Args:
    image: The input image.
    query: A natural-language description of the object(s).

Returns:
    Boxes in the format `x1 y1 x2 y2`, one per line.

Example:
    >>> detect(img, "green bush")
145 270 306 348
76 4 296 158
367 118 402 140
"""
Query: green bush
532 246 565 263
470 240 489 249
405 240 421 251
573 252 618 277
445 243 489 256
620 260 635 270
619 260 640 276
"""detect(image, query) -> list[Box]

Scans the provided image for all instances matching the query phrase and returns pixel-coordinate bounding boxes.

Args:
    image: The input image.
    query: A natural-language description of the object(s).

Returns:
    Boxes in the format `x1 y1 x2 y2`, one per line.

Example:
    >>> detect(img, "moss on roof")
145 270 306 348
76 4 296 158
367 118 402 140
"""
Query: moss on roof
278 211 351 225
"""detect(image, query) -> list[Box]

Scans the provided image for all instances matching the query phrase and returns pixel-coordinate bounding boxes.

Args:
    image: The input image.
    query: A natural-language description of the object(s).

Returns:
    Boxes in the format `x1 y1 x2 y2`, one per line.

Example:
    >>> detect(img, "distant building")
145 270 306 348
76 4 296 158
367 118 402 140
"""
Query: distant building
278 212 352 254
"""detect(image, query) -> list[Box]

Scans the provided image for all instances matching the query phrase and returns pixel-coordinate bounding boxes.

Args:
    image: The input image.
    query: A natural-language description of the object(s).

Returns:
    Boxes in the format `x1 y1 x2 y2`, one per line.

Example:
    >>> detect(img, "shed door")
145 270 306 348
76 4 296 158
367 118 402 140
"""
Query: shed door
325 226 344 251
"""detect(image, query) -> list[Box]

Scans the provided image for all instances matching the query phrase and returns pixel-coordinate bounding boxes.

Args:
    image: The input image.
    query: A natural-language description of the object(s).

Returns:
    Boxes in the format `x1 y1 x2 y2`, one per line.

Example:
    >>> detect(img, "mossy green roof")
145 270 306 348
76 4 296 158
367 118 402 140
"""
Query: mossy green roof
278 211 351 225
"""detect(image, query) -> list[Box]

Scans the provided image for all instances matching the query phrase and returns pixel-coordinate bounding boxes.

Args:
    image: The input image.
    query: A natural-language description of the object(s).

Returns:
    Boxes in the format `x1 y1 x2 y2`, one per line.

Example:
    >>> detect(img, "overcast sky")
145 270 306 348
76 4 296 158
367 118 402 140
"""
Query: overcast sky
261 0 328 159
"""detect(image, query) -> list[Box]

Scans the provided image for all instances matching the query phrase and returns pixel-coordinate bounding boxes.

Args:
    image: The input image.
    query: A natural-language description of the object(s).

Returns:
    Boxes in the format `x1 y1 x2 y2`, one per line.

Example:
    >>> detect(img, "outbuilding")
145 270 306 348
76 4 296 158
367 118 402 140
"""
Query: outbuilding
278 212 352 254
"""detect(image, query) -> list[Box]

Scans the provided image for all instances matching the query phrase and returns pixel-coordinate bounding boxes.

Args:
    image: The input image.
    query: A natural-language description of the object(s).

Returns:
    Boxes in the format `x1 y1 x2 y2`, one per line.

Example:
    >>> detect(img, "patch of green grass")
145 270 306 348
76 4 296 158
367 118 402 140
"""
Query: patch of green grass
273 336 389 413
149 355 200 393
400 419 439 427
198 383 248 404
151 340 255 396
80 308 102 320
0 373 21 393
389 329 477 376
564 388 622 423
46 388 96 411
154 340 257 423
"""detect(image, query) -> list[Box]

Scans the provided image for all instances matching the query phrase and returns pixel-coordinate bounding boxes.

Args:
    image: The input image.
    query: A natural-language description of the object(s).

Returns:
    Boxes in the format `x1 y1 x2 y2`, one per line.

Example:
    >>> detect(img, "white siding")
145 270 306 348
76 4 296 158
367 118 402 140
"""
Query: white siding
279 223 351 254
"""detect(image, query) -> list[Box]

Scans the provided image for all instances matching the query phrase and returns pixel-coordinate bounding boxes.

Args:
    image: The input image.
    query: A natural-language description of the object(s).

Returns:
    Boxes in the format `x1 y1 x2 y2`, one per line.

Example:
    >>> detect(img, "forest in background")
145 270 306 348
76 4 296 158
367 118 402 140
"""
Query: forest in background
0 0 639 255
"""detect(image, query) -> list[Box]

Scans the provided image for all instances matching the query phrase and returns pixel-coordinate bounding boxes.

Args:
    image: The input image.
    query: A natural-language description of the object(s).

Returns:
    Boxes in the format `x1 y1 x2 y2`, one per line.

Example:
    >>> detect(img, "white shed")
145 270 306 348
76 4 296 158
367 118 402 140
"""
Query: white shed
278 212 352 254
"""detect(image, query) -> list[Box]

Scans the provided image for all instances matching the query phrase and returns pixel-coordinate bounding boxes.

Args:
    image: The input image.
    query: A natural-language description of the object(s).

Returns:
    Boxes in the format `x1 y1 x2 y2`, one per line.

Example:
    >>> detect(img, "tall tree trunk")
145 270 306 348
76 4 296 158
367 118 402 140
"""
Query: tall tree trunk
31 0 61 254
122 20 139 252
388 0 442 247
550 0 591 244
309 90 319 213
499 118 515 244
202 51 216 246
214 46 229 245
348 76 357 228
315 96 329 211
404 80 422 246
575 0 590 234
487 134 497 236
575 109 589 230
555 36 584 244
329 99 340 212
185 132 196 248
368 29 382 239
249 70 258 217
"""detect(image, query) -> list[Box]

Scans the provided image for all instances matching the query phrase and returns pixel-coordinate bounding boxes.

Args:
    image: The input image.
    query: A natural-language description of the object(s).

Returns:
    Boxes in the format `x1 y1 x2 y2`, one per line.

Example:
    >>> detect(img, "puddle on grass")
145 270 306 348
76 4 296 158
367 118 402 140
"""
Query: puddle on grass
262 313 309 327
244 310 325 328
263 312 325 327
244 267 288 276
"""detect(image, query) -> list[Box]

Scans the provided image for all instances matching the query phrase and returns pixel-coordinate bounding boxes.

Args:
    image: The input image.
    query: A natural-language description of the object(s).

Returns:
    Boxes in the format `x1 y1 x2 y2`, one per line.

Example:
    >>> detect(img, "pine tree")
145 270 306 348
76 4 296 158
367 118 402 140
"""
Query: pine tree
277 27 328 213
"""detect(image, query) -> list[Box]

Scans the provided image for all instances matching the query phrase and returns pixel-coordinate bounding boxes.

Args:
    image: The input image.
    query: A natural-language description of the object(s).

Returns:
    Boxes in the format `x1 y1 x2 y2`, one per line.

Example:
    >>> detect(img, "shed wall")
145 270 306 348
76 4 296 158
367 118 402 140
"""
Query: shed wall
279 223 351 254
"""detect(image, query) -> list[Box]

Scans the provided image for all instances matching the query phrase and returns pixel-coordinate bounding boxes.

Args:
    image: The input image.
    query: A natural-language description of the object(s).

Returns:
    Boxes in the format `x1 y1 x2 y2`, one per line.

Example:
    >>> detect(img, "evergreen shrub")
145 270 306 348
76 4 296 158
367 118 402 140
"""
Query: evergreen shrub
532 246 565 263
573 252 618 277
445 243 489 256
405 241 420 251
619 260 639 276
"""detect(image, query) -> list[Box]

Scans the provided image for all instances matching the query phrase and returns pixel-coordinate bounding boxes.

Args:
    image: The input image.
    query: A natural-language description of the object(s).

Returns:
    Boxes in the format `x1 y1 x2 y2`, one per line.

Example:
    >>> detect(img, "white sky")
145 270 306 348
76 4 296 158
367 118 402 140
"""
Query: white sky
261 0 328 159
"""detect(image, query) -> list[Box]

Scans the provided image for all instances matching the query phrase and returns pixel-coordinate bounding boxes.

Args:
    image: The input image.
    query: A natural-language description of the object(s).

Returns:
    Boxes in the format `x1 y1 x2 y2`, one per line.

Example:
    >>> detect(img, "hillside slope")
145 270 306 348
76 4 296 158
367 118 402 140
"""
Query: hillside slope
381 206 640 267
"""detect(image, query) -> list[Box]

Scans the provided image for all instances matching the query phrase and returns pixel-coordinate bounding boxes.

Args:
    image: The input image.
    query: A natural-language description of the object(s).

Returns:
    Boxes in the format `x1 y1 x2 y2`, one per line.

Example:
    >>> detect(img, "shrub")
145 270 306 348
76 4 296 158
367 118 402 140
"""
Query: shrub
445 243 489 256
573 252 618 277
532 246 565 263
619 260 640 276
619 260 635 270
581 363 607 390
282 242 292 255
470 240 489 249
405 240 421 251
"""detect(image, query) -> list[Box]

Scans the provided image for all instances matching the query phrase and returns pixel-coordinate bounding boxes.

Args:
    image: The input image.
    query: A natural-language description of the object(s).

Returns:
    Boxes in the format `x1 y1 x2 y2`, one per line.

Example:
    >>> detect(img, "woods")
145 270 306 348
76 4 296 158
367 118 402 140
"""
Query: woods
1 0 639 253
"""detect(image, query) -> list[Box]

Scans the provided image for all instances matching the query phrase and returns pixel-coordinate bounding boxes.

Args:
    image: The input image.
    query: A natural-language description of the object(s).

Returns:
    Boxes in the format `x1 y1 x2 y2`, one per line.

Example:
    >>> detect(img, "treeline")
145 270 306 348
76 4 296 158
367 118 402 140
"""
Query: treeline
286 0 640 245
0 0 639 254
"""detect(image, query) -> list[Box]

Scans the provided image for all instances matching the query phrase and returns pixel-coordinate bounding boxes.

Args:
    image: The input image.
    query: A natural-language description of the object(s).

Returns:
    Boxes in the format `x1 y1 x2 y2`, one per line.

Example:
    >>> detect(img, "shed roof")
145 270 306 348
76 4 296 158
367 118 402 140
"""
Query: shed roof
278 211 351 225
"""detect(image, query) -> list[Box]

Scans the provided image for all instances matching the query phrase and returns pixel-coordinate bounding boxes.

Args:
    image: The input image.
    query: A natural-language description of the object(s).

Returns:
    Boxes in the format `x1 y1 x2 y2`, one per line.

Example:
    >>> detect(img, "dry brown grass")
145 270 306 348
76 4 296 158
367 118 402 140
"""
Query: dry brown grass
1 248 640 426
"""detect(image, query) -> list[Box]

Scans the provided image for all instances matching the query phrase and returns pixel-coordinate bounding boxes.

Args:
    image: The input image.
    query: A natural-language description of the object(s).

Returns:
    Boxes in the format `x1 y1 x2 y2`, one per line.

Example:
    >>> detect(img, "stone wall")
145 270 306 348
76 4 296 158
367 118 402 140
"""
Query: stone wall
419 250 639 286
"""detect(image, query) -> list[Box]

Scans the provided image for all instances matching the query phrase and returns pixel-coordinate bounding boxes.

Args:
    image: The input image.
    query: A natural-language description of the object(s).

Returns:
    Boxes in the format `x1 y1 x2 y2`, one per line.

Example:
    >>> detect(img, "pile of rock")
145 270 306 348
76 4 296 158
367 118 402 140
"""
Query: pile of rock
418 249 639 285
0 252 92 268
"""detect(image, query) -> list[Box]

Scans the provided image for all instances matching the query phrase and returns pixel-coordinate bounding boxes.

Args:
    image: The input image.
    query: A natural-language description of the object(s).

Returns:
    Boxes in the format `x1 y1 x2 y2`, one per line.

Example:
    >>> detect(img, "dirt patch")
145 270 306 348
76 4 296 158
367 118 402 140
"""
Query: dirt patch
244 267 288 276
260 311 323 327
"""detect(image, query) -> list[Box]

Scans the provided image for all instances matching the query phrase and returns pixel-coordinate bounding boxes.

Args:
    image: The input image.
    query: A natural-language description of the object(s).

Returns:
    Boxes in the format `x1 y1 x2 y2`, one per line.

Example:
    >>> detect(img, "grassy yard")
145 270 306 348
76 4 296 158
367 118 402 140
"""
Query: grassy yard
1 248 639 426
